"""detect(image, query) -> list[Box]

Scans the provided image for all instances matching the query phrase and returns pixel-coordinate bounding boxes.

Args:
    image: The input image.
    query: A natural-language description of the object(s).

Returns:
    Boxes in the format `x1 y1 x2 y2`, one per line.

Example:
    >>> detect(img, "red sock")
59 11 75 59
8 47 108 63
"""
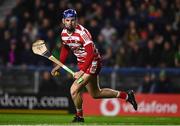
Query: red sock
76 109 83 117
117 91 128 100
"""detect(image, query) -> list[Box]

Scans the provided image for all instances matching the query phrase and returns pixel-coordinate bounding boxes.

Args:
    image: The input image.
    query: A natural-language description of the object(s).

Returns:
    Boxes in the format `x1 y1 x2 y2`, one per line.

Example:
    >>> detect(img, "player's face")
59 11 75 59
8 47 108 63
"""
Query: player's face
62 17 76 32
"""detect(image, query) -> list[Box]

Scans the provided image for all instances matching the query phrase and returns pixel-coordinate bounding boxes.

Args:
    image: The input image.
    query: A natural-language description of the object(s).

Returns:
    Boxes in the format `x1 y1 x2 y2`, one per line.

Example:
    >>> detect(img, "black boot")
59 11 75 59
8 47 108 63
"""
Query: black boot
72 116 84 123
126 90 138 111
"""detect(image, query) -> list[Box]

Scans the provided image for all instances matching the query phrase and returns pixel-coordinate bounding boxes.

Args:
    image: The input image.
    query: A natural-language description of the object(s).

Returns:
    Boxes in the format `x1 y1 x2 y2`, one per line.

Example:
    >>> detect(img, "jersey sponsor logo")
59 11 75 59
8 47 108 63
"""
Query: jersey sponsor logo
62 36 80 41
67 43 81 47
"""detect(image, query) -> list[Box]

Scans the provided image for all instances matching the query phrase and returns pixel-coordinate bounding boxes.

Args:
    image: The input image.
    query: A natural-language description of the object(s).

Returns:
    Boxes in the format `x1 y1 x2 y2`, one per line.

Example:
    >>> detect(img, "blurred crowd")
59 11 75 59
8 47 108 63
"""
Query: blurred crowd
137 70 174 93
0 0 179 68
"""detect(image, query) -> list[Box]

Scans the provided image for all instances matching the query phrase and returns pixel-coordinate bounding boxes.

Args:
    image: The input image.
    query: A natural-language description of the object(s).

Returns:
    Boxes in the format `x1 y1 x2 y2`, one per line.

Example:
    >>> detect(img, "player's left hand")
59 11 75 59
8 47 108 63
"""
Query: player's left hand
74 70 84 79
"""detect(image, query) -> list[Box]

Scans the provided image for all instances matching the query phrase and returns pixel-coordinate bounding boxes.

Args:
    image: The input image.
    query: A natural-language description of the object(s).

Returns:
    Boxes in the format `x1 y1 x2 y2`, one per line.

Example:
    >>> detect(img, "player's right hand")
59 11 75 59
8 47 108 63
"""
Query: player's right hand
51 65 61 76
51 68 60 76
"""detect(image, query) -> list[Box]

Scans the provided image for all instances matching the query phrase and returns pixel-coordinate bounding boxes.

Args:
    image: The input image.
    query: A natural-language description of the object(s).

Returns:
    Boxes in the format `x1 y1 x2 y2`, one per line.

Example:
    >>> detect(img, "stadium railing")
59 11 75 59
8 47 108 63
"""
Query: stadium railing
0 66 180 94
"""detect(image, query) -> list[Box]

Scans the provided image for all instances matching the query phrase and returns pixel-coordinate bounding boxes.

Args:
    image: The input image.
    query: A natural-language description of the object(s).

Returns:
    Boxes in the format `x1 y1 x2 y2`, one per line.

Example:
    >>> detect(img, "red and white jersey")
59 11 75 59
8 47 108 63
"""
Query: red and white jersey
61 24 101 63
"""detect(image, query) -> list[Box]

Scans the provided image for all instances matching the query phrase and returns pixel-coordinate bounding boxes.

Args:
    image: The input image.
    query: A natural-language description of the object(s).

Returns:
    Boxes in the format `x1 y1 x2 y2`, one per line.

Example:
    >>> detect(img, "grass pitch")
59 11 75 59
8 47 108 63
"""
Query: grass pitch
0 114 180 125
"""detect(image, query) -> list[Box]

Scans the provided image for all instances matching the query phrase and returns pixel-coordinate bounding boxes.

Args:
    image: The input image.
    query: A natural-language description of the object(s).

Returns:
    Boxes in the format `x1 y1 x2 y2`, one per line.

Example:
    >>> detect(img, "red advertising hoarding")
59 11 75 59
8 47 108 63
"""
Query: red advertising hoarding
83 93 180 117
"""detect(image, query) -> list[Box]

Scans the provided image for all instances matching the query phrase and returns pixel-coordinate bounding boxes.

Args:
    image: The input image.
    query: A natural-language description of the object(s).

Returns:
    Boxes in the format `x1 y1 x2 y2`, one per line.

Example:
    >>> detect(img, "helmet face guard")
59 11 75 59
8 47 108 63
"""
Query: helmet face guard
63 9 77 19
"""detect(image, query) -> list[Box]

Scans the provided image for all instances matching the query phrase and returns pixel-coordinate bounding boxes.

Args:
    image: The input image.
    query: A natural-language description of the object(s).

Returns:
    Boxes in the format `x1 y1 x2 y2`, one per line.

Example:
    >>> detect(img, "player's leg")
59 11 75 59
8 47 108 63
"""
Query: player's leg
70 74 91 122
71 92 84 122
85 75 126 98
70 83 84 122
85 75 138 110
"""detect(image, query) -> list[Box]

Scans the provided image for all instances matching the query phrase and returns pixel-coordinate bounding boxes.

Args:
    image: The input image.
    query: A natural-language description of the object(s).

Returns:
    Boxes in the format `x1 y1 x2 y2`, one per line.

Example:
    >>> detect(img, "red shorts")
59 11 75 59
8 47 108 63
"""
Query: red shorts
78 60 102 75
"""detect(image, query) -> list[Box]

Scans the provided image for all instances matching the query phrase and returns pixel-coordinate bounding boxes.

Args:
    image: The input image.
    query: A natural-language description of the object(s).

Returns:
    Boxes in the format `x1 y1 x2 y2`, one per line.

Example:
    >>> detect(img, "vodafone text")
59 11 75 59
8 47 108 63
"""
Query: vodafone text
100 99 178 116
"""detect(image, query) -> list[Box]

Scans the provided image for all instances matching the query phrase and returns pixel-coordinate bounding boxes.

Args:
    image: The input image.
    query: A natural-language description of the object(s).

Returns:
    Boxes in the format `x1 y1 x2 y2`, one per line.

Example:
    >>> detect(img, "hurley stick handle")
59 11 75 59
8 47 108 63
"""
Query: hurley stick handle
48 56 83 84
